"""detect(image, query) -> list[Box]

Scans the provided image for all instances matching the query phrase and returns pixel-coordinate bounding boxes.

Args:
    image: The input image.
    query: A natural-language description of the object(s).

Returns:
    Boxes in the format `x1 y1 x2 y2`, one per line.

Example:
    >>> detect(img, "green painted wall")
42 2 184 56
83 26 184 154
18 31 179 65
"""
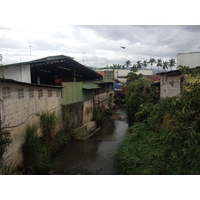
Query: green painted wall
62 82 83 105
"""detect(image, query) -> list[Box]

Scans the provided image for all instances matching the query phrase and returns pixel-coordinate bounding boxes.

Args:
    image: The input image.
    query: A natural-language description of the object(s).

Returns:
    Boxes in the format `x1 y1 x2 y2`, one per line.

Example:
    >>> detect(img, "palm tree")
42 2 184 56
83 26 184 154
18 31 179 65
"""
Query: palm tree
136 60 142 70
163 61 169 71
156 58 163 72
130 64 138 72
117 64 122 69
124 60 131 68
142 60 148 69
113 65 117 69
169 58 176 71
149 58 156 70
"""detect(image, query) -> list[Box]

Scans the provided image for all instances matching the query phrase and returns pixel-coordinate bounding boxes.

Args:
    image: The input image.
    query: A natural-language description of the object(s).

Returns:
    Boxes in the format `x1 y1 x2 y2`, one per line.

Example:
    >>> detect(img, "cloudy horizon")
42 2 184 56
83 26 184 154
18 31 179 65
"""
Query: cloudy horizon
1 1 200 69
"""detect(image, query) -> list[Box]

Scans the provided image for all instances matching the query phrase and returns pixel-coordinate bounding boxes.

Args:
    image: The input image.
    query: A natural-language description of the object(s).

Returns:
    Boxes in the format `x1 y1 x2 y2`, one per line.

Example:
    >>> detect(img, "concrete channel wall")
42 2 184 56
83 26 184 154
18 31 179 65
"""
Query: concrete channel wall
0 79 114 168
0 80 62 167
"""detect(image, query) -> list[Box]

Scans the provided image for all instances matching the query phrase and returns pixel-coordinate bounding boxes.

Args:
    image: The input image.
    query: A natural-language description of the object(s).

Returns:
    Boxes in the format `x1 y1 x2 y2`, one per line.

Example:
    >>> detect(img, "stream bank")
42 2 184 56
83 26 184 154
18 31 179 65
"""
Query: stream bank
54 108 128 175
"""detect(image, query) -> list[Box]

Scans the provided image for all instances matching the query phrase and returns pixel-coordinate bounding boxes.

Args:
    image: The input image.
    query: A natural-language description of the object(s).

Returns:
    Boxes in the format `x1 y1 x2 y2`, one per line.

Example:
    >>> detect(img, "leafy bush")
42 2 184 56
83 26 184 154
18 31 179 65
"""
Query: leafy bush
113 123 166 174
114 82 200 174
126 77 159 125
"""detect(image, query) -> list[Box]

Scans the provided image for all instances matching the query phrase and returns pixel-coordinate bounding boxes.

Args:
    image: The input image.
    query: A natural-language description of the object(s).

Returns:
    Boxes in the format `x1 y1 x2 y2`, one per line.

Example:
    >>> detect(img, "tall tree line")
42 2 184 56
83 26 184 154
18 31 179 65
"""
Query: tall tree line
103 58 176 72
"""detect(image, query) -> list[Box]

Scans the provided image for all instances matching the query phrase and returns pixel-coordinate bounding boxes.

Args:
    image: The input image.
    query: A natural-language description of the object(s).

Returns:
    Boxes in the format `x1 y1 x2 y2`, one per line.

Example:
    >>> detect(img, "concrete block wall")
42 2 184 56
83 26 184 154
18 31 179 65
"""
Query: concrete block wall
0 81 62 167
83 99 94 124
94 91 114 109
160 75 181 98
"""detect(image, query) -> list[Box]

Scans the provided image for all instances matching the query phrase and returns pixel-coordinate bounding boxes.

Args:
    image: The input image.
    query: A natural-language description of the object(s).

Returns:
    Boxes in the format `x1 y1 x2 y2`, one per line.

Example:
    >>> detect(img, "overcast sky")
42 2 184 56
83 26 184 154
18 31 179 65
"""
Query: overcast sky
1 0 200 69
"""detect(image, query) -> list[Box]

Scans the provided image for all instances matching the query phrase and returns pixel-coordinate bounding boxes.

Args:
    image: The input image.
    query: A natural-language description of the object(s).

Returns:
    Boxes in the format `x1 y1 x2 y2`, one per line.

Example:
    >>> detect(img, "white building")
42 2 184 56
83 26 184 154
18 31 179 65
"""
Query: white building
177 52 200 68
114 69 153 83
2 62 31 83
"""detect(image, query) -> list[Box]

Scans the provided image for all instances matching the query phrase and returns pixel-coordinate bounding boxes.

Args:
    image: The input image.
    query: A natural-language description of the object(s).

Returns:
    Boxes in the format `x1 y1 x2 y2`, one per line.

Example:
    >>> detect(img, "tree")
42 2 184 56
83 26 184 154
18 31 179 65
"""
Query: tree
136 60 142 70
130 64 138 72
162 61 169 71
117 64 122 69
124 60 131 68
126 77 159 125
142 60 148 69
169 58 176 71
126 71 143 84
149 58 156 70
156 58 163 72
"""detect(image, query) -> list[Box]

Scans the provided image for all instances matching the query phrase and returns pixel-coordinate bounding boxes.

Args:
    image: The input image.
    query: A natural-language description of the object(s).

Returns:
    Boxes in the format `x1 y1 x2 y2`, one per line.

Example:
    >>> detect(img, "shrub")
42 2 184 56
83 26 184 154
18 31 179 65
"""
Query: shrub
0 122 12 161
93 107 104 126
22 125 56 174
114 83 200 174
126 77 159 125
40 112 58 145
113 123 166 175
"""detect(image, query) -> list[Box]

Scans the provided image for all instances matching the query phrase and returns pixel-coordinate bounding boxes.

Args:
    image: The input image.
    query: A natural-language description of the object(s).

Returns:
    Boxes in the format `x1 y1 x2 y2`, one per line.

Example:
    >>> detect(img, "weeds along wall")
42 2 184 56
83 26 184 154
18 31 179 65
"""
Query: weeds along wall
0 80 62 167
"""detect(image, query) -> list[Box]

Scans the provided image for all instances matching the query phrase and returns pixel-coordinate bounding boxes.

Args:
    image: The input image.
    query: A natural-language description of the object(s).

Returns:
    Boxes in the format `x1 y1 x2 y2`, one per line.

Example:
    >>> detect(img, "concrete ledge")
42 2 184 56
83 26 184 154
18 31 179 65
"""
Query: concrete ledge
73 121 101 140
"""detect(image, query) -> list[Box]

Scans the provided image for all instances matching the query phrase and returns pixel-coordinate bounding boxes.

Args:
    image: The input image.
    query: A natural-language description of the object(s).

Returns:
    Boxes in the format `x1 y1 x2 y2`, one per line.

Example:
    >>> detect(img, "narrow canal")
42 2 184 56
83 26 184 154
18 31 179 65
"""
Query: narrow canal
55 108 128 175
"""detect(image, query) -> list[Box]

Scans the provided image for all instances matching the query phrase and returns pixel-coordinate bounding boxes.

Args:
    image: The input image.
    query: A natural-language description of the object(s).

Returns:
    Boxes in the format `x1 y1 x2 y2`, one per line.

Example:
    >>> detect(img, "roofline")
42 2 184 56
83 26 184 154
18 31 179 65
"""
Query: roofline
0 78 62 89
156 69 181 76
177 51 200 55
4 61 31 67
3 55 103 80
3 55 74 67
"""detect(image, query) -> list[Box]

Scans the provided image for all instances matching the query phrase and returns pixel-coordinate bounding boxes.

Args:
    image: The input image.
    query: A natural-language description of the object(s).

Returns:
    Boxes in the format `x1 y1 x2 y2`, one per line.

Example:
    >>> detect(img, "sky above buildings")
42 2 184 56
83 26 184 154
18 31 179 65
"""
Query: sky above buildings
0 0 199 69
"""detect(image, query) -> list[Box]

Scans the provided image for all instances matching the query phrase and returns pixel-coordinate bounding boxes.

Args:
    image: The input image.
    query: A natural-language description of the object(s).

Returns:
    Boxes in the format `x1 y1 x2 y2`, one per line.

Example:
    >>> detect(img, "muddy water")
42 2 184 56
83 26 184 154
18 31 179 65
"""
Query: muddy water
55 109 128 175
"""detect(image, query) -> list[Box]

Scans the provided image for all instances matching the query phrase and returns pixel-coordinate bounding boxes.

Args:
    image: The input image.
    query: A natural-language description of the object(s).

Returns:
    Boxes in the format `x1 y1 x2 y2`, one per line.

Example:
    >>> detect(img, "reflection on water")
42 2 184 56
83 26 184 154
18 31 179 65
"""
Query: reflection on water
55 109 128 175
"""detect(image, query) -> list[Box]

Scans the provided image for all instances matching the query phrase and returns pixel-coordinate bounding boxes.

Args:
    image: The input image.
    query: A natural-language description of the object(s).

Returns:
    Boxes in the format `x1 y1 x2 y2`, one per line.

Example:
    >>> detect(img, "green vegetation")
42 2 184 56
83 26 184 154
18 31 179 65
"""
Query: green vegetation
40 111 58 145
100 57 176 72
22 125 56 174
93 107 104 126
126 77 159 125
0 128 11 162
114 67 200 174
0 119 12 172
22 112 72 174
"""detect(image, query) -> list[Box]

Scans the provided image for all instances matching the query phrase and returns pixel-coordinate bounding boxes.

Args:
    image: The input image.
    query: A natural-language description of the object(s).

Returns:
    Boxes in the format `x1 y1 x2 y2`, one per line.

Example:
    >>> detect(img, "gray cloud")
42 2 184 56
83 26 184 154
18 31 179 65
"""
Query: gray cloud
1 25 200 68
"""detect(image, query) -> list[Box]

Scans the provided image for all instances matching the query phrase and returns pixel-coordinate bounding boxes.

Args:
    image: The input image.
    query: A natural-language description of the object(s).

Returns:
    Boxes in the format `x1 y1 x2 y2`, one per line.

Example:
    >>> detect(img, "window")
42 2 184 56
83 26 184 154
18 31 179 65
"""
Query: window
38 89 43 99
18 88 24 99
29 89 34 98
56 90 61 97
3 87 11 100
48 90 52 97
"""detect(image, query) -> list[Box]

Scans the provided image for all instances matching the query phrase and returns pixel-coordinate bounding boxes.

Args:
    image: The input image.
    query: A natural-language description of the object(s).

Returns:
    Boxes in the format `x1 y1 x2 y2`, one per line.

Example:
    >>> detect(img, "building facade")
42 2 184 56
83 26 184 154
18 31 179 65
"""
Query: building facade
0 79 62 167
158 70 183 98
177 52 200 68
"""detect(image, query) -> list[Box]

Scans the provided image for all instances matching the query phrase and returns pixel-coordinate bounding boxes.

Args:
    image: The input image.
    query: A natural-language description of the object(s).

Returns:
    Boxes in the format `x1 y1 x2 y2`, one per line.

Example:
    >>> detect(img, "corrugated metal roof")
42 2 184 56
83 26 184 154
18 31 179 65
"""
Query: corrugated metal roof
4 55 103 83
156 70 181 76
82 82 100 90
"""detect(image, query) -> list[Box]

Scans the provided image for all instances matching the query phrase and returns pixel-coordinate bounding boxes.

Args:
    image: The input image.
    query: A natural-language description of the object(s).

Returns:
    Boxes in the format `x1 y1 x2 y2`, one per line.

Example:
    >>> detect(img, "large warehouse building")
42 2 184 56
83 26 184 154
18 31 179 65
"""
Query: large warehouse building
177 51 200 68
